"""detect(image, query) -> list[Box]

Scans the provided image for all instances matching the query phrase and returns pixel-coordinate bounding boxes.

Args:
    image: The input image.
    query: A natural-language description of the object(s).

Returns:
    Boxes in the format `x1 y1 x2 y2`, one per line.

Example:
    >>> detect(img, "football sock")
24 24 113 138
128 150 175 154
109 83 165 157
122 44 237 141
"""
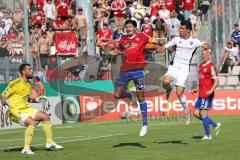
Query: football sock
206 116 217 127
202 116 210 136
42 121 53 144
24 125 35 149
179 95 188 113
140 101 148 126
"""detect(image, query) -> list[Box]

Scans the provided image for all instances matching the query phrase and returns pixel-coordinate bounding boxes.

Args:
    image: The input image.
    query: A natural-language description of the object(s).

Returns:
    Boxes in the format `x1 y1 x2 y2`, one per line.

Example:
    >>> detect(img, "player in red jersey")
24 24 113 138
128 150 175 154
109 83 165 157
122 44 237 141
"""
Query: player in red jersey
192 45 221 140
102 20 160 137
141 17 154 37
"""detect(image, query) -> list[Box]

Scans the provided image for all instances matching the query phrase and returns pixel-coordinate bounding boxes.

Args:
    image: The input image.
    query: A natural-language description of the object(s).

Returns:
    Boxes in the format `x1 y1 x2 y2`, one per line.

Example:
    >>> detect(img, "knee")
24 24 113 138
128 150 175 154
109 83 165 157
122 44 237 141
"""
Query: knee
176 91 184 98
43 114 50 121
28 120 37 127
194 112 200 118
137 97 145 103
114 93 121 99
162 80 170 89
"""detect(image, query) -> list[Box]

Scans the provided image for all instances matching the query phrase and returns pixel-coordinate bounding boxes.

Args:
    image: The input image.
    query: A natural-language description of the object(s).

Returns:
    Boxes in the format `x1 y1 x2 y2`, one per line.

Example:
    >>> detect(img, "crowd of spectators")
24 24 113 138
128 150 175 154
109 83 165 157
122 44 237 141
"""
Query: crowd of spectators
220 23 240 74
0 0 213 83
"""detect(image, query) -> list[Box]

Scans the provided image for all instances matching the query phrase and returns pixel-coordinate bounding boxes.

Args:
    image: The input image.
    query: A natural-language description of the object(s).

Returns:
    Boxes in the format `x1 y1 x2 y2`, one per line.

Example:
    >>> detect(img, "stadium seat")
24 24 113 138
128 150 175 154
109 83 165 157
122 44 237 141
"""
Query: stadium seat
218 76 227 86
226 76 239 86
231 66 240 75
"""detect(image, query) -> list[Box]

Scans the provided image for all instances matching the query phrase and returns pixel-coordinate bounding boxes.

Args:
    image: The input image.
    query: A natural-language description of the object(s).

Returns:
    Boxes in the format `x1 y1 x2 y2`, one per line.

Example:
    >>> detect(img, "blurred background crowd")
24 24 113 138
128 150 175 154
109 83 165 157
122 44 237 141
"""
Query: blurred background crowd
0 0 239 89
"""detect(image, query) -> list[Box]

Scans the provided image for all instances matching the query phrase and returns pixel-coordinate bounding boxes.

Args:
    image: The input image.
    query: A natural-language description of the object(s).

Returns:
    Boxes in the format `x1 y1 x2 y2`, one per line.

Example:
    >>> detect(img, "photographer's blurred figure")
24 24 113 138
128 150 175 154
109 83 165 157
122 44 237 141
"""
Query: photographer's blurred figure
220 40 239 73
32 76 47 103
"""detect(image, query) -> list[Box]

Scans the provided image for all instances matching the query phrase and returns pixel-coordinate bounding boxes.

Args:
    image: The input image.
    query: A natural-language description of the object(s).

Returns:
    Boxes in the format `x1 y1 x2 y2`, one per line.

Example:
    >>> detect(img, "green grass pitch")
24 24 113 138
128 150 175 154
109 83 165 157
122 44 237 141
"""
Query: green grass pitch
0 115 239 160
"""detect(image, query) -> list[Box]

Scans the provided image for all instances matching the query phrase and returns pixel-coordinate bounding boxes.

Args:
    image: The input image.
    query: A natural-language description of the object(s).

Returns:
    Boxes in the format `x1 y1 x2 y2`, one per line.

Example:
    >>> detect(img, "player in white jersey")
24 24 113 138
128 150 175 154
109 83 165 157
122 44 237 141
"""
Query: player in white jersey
158 20 209 125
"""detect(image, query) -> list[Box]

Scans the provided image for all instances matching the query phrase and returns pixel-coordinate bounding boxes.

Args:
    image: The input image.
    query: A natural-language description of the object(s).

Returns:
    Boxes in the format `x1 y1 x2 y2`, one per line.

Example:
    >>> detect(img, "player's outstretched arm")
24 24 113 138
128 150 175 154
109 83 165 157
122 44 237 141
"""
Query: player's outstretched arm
101 43 122 56
155 41 167 53
146 37 167 53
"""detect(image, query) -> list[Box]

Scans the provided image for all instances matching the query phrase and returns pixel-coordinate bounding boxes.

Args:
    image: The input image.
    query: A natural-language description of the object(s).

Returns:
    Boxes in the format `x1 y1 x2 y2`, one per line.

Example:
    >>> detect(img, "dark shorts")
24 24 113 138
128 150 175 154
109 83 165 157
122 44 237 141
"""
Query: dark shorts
40 54 49 69
115 70 145 90
195 97 213 110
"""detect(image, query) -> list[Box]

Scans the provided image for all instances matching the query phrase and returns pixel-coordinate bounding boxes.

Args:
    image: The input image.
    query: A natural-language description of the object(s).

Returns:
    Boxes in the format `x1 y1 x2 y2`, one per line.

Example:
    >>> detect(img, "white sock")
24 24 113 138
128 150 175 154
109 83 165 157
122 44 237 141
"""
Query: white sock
179 95 188 113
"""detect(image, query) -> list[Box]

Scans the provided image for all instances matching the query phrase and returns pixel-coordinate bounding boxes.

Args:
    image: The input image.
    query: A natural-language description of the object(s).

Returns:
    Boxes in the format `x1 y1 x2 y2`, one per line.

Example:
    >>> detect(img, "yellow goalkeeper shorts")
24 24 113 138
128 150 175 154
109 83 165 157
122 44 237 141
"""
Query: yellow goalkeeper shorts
9 107 39 126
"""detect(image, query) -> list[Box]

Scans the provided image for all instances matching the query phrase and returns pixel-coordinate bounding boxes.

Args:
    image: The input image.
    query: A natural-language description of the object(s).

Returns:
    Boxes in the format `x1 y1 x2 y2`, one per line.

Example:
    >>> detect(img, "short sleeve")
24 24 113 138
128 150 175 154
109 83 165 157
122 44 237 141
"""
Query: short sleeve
210 64 219 79
164 37 177 48
117 37 124 51
2 82 16 98
193 38 205 48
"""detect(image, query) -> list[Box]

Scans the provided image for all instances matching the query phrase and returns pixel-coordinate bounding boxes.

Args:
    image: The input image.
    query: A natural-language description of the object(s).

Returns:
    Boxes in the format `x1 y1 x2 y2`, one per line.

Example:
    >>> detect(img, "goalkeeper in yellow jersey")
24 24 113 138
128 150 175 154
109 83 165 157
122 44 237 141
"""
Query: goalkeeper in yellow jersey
1 63 63 155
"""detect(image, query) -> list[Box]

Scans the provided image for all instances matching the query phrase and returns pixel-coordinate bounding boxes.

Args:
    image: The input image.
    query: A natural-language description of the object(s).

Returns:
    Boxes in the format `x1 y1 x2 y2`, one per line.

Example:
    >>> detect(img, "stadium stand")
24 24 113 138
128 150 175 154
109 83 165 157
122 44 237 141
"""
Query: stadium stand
0 0 239 89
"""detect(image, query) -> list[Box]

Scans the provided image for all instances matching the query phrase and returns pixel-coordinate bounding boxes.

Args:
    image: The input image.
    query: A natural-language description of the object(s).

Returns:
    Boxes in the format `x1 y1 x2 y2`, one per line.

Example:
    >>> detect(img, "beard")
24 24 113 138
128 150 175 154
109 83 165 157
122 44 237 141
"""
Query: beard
27 74 33 79
127 30 136 36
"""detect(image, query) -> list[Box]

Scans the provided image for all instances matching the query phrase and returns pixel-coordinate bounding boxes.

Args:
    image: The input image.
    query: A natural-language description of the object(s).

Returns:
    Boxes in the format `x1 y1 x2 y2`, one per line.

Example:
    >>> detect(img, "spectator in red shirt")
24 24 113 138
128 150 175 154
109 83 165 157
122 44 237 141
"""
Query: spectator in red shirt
141 17 153 37
165 0 175 12
111 0 127 28
36 0 44 10
181 0 195 20
6 28 18 41
33 9 45 26
96 23 113 58
150 0 161 20
56 0 70 20
53 15 65 30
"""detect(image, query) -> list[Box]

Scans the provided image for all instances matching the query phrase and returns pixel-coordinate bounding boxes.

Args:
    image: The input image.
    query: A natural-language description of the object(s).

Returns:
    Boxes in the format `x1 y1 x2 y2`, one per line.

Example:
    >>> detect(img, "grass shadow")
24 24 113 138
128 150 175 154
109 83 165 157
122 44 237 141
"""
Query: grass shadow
153 140 188 145
113 142 146 148
192 136 203 140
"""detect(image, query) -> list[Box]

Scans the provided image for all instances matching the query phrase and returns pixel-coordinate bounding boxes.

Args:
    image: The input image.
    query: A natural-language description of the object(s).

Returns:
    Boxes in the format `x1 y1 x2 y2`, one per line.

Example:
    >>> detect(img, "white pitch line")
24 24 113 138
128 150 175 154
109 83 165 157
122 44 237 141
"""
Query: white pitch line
0 119 238 135
0 135 88 142
0 130 23 135
53 119 240 129
0 133 126 150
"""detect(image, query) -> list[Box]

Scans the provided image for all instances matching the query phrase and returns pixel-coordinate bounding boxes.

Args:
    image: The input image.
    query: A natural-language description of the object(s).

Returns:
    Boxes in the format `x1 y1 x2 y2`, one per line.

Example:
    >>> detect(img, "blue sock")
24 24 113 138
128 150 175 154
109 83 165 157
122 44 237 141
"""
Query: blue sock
140 101 147 126
122 92 133 99
202 116 210 136
206 116 217 127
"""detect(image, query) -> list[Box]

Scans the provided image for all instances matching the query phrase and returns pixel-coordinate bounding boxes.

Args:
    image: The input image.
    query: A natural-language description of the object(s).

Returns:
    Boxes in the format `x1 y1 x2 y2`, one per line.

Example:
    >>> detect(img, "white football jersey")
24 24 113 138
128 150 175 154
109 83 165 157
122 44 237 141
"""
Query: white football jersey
165 36 204 67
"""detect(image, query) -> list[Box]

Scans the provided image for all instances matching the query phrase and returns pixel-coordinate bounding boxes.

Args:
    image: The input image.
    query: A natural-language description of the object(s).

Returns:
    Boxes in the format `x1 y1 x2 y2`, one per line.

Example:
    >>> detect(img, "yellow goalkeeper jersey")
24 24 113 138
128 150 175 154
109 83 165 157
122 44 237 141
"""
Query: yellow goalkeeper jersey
2 78 31 110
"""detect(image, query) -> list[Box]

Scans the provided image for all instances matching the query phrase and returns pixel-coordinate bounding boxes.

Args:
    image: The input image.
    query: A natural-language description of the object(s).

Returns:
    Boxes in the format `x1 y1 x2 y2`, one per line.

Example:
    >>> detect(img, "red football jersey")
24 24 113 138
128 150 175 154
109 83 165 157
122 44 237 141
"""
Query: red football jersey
118 32 150 71
33 13 44 25
165 0 175 11
56 0 70 17
198 61 218 98
97 29 113 41
151 6 160 16
36 0 44 10
182 0 194 10
141 23 153 37
111 0 126 17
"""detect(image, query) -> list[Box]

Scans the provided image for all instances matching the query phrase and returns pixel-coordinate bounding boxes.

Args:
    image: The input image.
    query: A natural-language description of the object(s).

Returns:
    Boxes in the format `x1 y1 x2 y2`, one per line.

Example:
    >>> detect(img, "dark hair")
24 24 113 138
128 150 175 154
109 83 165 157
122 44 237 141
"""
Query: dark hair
19 63 31 74
103 23 109 26
34 76 40 81
180 20 192 31
125 20 137 28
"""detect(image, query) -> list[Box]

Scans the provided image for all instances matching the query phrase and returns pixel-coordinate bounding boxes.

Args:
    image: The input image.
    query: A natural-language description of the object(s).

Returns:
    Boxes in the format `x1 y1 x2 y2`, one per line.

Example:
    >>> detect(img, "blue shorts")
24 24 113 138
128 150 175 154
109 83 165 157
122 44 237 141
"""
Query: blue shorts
195 97 213 110
115 70 145 90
